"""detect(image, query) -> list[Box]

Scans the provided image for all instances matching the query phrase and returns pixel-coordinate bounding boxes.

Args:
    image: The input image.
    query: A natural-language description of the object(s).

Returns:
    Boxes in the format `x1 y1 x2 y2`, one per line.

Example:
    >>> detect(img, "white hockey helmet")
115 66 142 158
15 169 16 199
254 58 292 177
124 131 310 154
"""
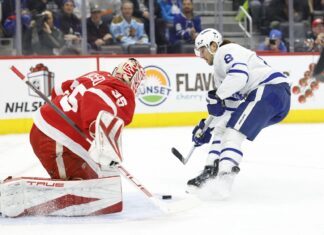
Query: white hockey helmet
194 28 223 57
112 58 146 94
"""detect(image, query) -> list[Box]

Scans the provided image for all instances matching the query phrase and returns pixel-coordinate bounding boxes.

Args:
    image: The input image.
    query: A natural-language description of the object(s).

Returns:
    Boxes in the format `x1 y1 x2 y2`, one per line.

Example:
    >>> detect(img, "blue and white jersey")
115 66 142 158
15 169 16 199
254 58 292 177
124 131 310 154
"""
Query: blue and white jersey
213 43 291 100
110 16 149 47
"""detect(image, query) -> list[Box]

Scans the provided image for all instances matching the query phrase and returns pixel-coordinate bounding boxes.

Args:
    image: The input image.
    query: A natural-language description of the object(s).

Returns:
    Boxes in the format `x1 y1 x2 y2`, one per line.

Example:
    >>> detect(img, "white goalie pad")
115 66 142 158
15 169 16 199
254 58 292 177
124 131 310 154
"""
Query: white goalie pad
89 111 124 167
0 176 122 217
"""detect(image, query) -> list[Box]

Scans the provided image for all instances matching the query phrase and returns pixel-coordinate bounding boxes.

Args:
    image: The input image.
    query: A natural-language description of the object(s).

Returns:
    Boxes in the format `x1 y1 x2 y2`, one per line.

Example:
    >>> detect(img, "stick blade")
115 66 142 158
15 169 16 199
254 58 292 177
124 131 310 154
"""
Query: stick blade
171 147 185 164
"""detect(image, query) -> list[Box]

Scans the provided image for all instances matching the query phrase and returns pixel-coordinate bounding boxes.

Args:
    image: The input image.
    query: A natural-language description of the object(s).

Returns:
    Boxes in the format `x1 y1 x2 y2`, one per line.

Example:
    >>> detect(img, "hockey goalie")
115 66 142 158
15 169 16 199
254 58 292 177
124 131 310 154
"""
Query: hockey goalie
0 58 146 217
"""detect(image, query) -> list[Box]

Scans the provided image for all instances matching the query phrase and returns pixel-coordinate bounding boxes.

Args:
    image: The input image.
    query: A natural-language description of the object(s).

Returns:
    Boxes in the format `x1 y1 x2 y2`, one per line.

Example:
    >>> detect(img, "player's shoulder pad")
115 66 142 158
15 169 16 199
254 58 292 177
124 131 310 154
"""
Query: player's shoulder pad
111 15 123 24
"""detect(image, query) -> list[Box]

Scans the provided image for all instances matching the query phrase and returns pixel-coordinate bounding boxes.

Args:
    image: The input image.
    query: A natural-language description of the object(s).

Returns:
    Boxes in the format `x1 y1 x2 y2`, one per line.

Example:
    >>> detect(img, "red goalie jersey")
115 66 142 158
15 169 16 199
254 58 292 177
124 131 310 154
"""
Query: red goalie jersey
34 71 135 150
30 58 145 180
30 70 137 180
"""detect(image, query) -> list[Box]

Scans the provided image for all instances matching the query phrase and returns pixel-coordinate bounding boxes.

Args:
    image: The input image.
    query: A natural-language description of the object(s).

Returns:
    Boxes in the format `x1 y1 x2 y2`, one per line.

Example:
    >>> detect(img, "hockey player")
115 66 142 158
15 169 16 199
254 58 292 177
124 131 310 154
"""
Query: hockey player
0 58 146 217
188 28 291 199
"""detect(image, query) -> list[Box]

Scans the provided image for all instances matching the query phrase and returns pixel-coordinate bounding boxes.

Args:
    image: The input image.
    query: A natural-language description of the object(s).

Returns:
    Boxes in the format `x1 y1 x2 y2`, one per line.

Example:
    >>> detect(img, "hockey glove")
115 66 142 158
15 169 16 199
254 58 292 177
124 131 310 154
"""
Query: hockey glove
192 119 213 147
206 90 225 117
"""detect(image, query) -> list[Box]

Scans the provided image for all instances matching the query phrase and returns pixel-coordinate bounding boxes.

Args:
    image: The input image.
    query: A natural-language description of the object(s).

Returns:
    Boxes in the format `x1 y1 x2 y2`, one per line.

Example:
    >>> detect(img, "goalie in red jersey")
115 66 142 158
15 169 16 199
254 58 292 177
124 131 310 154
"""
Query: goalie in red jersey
0 58 146 217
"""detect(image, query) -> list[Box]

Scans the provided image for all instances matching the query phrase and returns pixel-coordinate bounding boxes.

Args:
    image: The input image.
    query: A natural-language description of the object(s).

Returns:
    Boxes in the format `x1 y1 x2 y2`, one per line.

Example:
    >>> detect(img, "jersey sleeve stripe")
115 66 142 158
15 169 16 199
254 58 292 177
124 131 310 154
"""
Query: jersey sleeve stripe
231 63 248 68
227 69 249 78
88 88 117 116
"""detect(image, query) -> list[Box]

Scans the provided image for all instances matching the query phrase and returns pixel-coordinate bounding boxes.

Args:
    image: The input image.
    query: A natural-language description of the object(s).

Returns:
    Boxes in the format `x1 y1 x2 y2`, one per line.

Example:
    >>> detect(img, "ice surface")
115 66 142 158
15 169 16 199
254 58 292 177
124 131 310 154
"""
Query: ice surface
1 124 324 235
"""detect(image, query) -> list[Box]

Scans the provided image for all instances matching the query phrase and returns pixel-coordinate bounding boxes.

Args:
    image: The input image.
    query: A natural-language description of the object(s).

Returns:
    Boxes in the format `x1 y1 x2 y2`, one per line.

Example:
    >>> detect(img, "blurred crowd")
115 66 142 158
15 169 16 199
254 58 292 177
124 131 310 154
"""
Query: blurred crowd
235 0 324 52
0 0 322 55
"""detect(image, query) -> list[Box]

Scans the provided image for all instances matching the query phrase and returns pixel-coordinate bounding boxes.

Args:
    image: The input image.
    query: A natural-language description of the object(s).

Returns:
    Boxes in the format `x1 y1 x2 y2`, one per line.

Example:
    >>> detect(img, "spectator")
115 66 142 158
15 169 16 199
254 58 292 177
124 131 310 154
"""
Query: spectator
87 5 113 51
137 0 168 52
54 0 81 54
169 0 201 52
258 29 288 52
110 0 149 50
129 0 150 39
307 18 324 40
305 18 324 51
46 0 60 14
266 0 310 30
37 10 65 55
173 0 201 43
84 0 121 21
129 0 149 20
158 0 182 24
158 0 182 49
1 0 28 25
3 8 38 55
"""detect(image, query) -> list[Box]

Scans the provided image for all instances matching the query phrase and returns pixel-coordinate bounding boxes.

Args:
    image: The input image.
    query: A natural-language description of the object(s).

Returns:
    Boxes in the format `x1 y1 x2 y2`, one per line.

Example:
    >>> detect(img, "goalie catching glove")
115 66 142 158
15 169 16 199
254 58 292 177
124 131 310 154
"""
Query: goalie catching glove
192 119 214 147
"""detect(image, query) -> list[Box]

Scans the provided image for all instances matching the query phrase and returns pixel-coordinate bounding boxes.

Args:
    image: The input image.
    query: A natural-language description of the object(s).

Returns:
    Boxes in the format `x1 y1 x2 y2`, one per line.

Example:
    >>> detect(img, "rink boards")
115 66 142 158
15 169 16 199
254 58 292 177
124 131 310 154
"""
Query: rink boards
0 53 323 134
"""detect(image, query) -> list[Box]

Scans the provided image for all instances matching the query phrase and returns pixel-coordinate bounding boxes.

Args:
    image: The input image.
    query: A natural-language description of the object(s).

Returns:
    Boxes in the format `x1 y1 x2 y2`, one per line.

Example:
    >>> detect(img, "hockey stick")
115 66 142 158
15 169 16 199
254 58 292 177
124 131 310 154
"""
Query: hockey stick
171 115 214 165
11 66 200 213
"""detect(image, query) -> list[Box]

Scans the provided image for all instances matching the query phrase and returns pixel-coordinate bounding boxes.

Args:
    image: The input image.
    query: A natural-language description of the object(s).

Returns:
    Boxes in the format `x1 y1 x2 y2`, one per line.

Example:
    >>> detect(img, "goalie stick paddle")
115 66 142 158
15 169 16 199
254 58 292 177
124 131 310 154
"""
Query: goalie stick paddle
10 65 200 214
172 115 214 165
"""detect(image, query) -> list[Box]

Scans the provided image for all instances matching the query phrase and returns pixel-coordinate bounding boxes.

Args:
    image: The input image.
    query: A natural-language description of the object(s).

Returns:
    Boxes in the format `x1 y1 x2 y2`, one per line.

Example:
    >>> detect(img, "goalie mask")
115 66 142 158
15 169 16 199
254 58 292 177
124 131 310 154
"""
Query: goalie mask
112 58 146 94
194 28 223 57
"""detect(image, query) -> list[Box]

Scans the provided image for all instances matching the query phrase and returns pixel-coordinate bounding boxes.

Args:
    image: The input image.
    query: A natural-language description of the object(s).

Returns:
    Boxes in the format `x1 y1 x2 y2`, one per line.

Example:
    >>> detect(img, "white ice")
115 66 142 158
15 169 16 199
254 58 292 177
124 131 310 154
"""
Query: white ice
1 124 324 235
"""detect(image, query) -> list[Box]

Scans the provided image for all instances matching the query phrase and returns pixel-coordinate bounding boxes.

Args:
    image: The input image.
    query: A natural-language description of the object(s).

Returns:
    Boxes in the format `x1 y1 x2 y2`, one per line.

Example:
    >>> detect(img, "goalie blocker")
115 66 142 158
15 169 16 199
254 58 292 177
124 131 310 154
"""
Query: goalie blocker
0 176 122 217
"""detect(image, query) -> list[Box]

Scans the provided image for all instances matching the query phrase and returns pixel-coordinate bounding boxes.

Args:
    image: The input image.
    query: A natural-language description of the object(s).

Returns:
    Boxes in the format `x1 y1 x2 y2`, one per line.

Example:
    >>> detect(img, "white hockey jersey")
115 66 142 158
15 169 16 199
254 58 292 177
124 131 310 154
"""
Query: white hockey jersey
213 43 291 100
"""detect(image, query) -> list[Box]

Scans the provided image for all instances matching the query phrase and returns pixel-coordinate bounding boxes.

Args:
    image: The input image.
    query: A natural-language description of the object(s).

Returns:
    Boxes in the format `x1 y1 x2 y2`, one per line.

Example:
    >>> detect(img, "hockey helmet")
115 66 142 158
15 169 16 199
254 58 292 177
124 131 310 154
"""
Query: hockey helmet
112 58 146 94
194 28 223 57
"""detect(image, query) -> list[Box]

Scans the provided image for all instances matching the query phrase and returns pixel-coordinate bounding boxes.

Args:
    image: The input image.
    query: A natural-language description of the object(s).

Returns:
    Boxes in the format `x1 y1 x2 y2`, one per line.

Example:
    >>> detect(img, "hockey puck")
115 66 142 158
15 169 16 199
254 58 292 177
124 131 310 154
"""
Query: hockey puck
162 195 172 200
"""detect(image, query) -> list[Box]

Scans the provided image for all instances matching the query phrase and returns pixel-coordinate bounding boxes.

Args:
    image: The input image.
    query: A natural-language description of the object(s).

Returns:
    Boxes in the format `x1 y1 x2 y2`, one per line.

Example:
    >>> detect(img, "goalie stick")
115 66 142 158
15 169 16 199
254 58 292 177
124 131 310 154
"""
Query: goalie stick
10 65 200 214
172 115 214 165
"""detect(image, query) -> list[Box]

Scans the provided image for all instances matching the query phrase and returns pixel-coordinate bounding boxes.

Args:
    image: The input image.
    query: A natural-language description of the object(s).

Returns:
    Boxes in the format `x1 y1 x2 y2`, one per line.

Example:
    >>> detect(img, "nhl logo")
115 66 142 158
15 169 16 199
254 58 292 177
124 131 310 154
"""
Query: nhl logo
27 63 55 97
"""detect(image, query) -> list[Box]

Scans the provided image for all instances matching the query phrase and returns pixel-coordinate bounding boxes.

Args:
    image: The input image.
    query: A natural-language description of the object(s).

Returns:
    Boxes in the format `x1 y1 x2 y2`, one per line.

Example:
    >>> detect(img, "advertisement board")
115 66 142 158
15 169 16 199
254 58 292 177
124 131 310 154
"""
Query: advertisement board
0 54 322 134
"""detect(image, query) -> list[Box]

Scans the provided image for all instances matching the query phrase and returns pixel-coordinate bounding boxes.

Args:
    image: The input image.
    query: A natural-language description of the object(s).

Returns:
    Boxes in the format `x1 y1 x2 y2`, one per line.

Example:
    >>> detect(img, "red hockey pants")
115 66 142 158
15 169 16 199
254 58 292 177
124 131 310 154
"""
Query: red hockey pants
30 124 98 180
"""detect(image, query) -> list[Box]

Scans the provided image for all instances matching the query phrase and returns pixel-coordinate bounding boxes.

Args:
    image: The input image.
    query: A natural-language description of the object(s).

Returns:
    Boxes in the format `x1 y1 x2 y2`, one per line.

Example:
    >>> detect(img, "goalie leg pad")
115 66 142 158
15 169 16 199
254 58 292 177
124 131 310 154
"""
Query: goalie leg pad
0 176 122 217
